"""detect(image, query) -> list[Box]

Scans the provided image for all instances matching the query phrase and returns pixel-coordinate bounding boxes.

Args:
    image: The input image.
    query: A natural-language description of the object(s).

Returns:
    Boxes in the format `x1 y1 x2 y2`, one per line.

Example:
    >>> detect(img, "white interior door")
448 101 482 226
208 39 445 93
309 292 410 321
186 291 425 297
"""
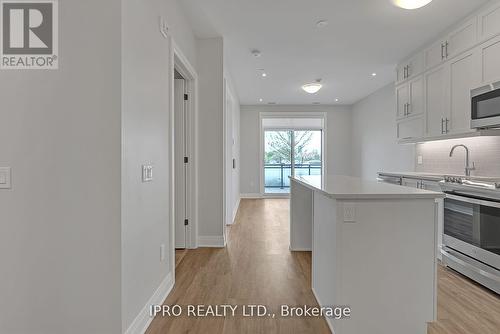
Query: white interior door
174 78 187 249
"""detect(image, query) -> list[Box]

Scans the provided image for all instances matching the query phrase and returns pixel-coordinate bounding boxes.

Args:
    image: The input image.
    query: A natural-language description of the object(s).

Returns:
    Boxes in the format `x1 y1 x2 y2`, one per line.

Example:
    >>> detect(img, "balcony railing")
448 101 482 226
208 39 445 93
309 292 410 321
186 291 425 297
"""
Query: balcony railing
264 163 321 189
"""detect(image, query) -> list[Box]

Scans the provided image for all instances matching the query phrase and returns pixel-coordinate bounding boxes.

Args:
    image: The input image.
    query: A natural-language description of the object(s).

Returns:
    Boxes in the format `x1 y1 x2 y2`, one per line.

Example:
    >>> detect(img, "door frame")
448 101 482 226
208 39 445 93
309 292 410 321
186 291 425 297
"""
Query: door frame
169 38 198 280
259 112 327 197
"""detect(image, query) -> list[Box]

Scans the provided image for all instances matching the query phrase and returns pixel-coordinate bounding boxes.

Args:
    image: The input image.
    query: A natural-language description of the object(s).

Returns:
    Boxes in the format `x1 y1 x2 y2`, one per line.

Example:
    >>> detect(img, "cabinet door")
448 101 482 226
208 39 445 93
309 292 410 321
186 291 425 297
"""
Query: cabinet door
397 117 424 141
402 178 419 188
408 76 424 117
449 50 479 134
396 64 406 84
478 1 500 40
479 35 500 84
426 65 449 136
396 83 409 119
425 40 445 70
421 180 442 192
407 53 424 79
447 17 478 59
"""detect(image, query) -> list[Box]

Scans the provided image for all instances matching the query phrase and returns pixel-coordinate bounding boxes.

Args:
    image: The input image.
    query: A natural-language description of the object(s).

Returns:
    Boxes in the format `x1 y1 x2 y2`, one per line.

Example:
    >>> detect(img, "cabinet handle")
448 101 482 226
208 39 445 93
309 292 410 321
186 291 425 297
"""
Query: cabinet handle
407 103 411 115
445 118 449 133
403 66 407 79
407 64 411 78
445 41 449 58
441 118 445 134
441 43 445 60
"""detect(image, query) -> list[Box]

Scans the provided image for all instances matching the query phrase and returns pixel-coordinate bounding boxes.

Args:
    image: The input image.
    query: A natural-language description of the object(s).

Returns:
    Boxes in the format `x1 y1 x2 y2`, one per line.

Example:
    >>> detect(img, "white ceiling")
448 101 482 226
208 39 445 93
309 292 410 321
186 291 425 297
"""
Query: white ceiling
181 0 489 105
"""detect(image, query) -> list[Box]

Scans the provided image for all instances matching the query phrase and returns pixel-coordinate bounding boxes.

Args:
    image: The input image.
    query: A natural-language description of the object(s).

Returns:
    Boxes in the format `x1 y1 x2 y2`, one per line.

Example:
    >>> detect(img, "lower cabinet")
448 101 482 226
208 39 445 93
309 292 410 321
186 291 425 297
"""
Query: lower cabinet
402 177 444 260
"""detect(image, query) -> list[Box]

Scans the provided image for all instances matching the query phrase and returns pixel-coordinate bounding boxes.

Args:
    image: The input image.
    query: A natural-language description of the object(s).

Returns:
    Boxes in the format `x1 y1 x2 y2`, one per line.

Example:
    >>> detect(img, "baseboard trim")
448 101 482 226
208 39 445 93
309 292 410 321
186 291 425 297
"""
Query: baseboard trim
198 235 225 247
311 287 335 334
240 193 262 199
124 272 174 334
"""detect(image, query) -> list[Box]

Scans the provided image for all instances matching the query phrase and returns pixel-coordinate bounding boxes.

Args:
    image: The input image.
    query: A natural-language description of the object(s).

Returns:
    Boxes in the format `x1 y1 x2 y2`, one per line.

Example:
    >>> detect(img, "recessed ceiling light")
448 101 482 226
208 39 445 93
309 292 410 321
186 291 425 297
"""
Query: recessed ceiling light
316 20 328 28
262 72 267 77
259 98 263 102
335 98 339 102
302 79 323 94
372 73 377 77
392 0 432 10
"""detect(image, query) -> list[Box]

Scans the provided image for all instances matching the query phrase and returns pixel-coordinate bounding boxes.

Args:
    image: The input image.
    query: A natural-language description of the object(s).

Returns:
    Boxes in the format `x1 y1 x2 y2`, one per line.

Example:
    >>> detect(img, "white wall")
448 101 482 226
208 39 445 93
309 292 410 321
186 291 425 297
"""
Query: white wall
351 83 415 180
197 37 225 242
0 1 122 333
239 105 352 195
121 0 198 332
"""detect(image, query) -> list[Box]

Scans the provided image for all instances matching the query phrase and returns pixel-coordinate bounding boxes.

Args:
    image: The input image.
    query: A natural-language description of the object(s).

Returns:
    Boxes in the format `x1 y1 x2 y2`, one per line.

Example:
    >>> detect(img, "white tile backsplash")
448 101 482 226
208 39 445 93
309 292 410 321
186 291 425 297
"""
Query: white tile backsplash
415 136 500 177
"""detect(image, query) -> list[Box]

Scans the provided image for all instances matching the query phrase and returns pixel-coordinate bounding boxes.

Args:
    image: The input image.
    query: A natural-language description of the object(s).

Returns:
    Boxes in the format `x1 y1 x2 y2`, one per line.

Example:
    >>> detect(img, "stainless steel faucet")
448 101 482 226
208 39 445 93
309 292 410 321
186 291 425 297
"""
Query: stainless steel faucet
449 144 476 177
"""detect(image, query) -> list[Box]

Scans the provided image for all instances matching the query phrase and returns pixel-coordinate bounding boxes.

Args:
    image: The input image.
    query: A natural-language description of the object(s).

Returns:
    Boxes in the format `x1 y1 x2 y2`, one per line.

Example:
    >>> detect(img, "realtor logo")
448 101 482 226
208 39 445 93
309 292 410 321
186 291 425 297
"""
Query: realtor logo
1 0 58 69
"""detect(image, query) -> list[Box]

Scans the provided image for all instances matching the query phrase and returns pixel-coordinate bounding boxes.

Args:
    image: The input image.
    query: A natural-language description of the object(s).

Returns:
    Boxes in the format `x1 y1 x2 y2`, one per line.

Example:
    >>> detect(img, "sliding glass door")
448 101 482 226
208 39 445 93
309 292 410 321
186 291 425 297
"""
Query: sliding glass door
264 129 322 194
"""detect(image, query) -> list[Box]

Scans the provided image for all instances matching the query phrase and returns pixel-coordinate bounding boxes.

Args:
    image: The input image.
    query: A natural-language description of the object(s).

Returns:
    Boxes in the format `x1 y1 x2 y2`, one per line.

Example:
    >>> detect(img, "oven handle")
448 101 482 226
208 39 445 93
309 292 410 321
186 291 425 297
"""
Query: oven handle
445 193 500 209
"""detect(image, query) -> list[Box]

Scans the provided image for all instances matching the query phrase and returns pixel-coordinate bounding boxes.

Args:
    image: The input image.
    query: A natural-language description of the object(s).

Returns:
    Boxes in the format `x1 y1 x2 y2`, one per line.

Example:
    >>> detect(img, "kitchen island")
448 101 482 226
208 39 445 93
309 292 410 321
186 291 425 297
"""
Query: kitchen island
290 175 444 334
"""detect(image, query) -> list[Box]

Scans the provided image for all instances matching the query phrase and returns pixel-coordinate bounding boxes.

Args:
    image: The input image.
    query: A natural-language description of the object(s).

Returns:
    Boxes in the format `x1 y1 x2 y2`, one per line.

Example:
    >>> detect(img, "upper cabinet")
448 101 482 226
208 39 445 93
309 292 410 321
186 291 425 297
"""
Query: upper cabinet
396 53 424 84
447 18 478 59
424 18 478 71
395 0 500 143
396 75 424 120
478 35 500 84
448 50 480 134
479 1 500 40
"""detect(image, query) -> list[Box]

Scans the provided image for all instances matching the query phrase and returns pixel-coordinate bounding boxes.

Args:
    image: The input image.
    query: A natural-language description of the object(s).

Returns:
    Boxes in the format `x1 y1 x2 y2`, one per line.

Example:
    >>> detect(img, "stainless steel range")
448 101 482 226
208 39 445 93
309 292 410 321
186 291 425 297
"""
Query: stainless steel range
440 176 500 294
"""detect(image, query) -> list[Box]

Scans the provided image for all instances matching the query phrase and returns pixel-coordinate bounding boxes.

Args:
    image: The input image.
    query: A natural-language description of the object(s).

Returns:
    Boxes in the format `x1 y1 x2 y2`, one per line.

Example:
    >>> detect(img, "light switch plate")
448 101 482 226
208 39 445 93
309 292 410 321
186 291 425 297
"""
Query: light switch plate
0 167 11 189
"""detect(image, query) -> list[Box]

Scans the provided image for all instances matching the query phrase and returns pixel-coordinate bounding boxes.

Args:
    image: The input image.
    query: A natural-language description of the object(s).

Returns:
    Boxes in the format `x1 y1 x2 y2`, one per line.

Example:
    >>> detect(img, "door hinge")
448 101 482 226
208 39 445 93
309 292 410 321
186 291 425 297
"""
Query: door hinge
184 94 188 101
184 219 189 226
184 157 189 164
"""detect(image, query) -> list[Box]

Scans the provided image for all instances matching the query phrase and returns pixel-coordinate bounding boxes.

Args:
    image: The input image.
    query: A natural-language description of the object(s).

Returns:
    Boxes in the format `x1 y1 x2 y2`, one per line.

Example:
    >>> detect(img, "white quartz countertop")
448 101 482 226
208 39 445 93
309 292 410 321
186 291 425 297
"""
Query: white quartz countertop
291 175 444 199
378 171 500 182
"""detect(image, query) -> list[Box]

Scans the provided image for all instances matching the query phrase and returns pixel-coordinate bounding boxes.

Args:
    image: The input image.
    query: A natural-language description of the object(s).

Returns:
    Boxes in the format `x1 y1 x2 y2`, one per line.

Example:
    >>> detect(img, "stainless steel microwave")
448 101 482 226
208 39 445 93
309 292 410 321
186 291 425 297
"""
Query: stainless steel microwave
471 84 500 129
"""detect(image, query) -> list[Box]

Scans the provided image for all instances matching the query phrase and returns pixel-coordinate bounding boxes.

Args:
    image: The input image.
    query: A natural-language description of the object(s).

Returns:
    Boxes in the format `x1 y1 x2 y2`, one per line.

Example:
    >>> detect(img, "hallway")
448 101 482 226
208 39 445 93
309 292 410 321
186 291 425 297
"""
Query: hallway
147 199 500 334
146 199 330 333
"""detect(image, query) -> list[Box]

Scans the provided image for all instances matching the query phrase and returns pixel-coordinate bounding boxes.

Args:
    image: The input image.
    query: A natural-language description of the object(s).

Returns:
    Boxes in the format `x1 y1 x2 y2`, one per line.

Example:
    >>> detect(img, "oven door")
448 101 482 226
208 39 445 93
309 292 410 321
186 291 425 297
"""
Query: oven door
471 88 500 128
443 193 500 270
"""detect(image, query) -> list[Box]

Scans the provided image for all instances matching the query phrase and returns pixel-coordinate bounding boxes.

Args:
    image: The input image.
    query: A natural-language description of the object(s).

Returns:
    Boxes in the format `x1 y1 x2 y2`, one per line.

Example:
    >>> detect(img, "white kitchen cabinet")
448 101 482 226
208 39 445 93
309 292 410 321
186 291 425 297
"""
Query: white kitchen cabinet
425 39 447 70
408 76 424 117
397 116 424 141
425 65 449 136
396 75 424 119
446 18 478 59
402 178 419 188
448 50 480 134
478 1 500 40
425 18 477 71
396 83 409 119
478 35 500 84
396 53 424 84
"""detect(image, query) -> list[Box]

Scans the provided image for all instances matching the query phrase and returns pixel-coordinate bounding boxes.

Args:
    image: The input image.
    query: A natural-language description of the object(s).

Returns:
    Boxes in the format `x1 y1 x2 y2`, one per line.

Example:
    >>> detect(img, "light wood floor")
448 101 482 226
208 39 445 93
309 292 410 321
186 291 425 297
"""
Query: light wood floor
147 199 500 334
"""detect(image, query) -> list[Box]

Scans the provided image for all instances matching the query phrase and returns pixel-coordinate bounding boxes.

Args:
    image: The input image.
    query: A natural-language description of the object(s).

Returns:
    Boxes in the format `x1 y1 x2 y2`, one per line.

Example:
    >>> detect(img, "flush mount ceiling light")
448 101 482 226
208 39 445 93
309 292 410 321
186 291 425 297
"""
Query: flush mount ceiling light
251 49 262 57
392 0 433 10
259 98 263 102
316 20 329 28
302 79 323 94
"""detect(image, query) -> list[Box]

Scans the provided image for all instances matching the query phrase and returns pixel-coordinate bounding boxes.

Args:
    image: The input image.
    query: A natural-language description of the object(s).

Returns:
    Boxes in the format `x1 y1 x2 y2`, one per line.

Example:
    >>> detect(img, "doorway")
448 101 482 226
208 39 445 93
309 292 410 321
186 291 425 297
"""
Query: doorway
260 114 325 195
174 70 188 249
